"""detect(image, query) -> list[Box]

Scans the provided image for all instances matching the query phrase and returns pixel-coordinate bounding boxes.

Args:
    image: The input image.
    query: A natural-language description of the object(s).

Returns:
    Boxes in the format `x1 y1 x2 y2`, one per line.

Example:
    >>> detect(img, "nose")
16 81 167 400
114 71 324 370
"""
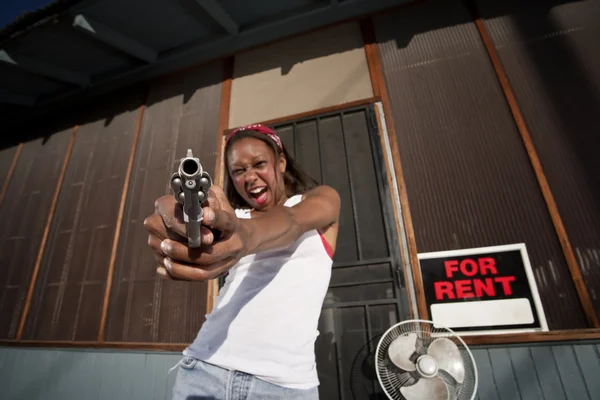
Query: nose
244 169 258 183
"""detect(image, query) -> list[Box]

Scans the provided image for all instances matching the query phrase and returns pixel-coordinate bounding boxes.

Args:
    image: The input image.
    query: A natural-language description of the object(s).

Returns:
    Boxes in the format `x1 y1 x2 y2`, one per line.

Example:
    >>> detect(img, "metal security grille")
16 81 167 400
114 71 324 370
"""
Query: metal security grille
272 104 410 400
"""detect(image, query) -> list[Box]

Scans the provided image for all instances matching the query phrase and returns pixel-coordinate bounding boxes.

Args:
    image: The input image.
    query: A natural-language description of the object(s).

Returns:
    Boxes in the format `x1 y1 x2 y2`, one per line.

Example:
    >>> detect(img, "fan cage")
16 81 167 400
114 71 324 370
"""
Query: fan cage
375 319 478 400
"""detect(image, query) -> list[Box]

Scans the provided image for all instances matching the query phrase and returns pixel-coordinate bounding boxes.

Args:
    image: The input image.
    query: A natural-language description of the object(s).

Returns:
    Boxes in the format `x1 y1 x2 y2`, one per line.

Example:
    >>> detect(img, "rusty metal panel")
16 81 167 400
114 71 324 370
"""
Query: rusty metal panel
0 121 73 339
105 61 223 343
478 0 600 316
373 0 587 329
21 88 145 341
0 145 18 195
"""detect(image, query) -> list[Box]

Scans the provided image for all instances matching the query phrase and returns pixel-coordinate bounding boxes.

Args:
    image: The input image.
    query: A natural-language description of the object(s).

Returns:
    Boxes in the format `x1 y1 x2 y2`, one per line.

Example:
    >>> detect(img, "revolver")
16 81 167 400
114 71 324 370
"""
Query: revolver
170 149 213 248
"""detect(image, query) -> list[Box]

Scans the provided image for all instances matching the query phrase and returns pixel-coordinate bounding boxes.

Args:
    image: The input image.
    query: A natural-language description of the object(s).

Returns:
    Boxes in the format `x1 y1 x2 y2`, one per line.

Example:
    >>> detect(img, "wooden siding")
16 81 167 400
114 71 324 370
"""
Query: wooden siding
105 61 223 343
373 0 590 329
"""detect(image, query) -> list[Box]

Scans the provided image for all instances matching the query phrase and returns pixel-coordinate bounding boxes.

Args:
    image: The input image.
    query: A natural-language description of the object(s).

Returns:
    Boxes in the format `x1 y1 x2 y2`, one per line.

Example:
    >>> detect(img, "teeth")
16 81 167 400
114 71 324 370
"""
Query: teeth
250 187 265 194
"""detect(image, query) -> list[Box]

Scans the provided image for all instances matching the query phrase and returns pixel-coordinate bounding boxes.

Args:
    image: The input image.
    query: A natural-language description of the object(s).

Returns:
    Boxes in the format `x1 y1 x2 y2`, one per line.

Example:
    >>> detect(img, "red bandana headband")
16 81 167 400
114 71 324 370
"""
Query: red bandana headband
225 124 284 152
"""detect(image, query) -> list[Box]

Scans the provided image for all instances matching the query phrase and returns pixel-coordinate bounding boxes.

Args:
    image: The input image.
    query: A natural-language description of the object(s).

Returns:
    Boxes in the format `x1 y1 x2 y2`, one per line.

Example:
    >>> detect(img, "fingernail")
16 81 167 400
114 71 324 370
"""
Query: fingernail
161 240 170 253
204 208 214 223
164 257 172 271
157 267 167 277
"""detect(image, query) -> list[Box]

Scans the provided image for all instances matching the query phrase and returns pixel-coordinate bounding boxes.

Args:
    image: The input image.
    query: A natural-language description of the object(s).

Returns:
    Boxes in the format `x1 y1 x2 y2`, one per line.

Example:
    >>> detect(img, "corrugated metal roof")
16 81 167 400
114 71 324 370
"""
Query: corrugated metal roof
0 0 412 127
0 0 85 42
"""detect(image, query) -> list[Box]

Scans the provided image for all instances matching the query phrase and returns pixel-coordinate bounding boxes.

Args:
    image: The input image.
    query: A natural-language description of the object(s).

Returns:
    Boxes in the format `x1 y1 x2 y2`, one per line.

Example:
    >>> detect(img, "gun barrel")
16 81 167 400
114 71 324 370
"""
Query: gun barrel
180 157 201 181
170 148 212 248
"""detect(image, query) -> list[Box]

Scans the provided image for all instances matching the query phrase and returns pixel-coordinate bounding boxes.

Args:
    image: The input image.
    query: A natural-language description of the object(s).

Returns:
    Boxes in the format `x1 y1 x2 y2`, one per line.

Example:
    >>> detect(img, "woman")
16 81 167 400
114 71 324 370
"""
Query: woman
144 124 341 399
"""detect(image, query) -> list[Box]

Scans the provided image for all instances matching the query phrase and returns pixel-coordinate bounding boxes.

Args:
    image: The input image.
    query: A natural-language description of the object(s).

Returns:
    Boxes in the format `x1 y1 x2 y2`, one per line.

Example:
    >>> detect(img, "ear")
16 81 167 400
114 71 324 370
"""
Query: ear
278 154 287 174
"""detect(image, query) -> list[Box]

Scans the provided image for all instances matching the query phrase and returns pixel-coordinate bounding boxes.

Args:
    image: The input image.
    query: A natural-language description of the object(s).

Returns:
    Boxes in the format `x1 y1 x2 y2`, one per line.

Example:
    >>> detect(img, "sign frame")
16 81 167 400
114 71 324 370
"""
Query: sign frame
417 243 549 336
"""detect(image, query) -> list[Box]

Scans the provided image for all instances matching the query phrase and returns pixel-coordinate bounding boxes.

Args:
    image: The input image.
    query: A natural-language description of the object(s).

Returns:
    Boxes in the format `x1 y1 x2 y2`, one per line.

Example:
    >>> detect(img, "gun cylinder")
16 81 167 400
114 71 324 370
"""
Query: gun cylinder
169 148 213 248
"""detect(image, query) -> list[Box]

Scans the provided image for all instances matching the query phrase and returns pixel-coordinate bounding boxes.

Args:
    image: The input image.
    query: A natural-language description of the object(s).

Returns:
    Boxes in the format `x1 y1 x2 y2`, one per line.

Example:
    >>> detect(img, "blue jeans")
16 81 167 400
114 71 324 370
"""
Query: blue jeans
171 356 320 400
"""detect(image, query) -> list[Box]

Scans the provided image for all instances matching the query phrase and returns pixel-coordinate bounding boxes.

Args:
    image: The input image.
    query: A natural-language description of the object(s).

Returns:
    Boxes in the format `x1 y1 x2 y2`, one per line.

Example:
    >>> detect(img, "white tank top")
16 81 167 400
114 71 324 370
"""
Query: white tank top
183 194 333 389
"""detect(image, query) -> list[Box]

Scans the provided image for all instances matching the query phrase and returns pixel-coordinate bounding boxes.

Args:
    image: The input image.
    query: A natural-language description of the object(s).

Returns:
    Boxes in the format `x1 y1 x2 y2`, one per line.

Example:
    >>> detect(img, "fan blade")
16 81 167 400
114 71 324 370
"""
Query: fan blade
400 376 449 400
427 338 465 384
388 333 417 371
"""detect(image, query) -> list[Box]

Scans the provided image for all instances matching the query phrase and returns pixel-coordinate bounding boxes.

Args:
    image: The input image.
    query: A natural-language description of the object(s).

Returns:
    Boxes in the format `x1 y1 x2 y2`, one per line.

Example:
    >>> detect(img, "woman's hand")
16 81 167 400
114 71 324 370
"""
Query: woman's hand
143 186 252 281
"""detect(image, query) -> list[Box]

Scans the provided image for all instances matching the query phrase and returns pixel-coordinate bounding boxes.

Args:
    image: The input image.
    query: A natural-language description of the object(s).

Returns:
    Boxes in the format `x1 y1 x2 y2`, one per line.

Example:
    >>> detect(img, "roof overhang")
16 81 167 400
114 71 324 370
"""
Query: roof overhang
0 0 412 126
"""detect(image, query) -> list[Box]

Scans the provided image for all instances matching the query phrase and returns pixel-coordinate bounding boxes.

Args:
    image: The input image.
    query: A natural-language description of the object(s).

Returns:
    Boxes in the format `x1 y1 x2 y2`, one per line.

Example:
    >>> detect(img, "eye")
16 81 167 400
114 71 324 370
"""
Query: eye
255 161 266 168
231 168 244 176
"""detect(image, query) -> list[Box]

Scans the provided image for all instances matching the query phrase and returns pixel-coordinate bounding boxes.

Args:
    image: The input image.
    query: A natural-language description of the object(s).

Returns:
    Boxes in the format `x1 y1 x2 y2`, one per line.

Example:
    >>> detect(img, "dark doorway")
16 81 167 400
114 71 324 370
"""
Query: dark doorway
272 104 410 400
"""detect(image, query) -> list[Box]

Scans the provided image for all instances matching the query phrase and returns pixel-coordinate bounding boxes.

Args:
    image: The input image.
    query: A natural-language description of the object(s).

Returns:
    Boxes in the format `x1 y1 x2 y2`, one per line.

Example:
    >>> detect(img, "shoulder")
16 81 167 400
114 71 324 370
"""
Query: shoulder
300 185 341 204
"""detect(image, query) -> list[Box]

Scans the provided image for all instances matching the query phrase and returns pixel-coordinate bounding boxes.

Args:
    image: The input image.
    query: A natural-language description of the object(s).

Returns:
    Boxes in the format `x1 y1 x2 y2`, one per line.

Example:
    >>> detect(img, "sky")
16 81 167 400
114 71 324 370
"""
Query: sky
0 0 55 30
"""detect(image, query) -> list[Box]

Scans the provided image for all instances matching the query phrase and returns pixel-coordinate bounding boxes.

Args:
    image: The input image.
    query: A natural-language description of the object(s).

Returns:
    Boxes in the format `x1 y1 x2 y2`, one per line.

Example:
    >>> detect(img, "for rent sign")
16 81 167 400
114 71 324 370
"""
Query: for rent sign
418 243 548 335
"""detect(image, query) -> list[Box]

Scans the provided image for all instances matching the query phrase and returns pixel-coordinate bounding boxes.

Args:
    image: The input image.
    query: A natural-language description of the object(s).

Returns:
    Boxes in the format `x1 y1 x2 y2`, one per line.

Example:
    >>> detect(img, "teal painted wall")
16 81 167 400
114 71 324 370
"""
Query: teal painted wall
0 347 182 400
1 341 599 399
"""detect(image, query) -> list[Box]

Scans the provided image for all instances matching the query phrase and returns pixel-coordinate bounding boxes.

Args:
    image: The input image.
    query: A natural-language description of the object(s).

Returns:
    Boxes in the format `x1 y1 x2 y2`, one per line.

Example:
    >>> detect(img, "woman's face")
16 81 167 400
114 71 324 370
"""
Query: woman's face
227 137 287 210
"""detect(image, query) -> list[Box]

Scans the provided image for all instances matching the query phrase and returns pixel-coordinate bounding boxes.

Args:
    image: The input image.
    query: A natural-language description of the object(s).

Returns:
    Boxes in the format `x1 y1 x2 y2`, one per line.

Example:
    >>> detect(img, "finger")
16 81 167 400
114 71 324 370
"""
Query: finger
148 234 166 256
208 186 234 213
164 256 237 281
144 214 167 240
154 252 165 265
155 195 188 238
206 188 222 210
202 207 237 233
200 225 215 245
144 213 187 243
153 256 182 281
161 238 231 265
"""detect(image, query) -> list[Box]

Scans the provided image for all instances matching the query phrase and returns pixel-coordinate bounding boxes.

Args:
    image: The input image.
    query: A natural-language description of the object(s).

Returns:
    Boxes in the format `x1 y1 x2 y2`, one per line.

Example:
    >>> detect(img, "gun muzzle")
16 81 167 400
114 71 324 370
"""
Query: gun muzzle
170 149 212 248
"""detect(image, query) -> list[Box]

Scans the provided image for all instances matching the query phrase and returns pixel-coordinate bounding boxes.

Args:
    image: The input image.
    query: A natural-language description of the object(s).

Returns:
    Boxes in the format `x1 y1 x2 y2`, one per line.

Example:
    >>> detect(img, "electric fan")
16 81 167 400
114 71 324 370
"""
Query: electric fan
375 320 478 400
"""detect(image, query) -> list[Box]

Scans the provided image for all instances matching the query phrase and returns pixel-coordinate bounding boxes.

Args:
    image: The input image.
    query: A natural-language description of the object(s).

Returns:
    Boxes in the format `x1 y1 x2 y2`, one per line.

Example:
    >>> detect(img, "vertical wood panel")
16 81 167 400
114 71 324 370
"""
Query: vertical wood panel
373 0 587 329
530 345 568 400
0 347 182 400
477 0 600 323
488 348 522 400
552 345 591 400
472 0 598 328
0 144 22 208
361 16 426 320
0 121 74 340
2 342 597 400
98 97 147 341
471 349 500 400
209 57 234 307
508 347 544 399
21 88 145 341
573 344 600 399
106 61 223 343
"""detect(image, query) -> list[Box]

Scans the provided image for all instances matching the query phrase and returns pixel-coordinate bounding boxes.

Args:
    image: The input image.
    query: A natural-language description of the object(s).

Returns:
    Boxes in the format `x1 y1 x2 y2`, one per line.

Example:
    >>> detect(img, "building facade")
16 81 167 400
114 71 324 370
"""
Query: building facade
0 0 599 399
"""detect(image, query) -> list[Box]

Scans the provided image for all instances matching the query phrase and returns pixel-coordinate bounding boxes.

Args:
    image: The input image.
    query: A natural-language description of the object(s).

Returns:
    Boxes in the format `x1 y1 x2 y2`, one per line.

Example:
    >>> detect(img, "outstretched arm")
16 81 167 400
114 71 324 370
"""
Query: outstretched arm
144 185 340 281
224 185 340 255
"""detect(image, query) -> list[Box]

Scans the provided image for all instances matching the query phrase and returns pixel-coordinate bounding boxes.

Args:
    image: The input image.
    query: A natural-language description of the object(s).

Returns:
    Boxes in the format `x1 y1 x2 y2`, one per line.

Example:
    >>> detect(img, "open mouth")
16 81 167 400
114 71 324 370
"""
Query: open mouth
248 186 268 205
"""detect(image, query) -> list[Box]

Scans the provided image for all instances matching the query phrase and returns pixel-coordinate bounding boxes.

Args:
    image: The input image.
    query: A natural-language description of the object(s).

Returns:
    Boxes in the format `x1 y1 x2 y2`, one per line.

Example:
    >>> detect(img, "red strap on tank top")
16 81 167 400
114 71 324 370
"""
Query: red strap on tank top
319 233 334 259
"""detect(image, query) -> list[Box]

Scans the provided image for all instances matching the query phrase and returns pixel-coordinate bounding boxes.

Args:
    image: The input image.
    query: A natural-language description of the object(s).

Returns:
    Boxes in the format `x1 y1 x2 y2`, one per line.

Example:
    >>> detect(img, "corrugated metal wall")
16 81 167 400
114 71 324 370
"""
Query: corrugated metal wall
0 146 18 193
0 119 74 339
21 89 145 341
1 341 598 400
373 0 590 329
105 62 223 343
477 0 600 316
0 59 223 343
